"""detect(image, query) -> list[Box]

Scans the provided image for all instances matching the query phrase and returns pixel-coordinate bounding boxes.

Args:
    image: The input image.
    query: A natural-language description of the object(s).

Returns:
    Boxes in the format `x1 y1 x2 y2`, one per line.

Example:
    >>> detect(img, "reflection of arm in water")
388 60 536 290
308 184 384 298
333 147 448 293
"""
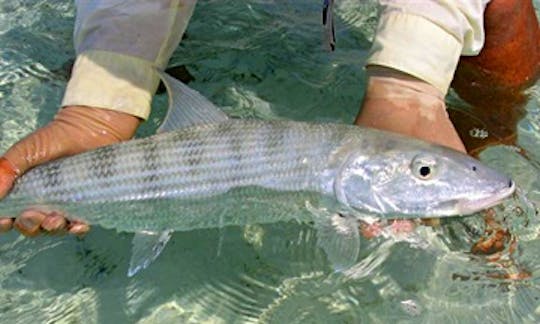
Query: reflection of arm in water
0 0 507 236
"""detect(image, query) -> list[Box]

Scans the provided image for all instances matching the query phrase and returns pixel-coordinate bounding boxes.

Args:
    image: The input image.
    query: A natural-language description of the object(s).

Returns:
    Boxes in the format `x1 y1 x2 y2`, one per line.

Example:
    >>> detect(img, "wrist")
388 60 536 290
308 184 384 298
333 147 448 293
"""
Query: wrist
365 66 444 101
356 67 465 152
56 105 141 144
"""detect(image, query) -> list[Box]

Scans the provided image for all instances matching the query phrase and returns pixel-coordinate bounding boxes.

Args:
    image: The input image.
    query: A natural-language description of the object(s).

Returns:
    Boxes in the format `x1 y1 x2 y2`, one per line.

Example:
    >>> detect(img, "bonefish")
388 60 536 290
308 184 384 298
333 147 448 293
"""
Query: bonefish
0 72 515 275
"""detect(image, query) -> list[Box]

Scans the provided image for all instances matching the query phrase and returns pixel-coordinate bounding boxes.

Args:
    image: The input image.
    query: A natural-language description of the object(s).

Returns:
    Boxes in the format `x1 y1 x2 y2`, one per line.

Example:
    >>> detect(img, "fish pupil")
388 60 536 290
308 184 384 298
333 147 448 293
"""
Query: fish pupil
419 166 431 177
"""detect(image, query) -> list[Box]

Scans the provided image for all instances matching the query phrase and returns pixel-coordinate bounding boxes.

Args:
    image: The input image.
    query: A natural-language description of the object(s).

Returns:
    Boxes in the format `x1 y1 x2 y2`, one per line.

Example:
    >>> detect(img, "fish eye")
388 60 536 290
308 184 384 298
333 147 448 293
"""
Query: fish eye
411 155 437 180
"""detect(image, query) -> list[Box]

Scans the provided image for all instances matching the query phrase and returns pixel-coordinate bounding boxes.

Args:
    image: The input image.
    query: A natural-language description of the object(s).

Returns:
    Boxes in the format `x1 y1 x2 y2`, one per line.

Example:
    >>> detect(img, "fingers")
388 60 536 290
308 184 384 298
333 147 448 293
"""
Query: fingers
0 218 14 232
0 106 137 238
68 221 90 236
360 222 382 239
14 209 47 237
359 219 417 239
41 212 68 233
11 209 89 237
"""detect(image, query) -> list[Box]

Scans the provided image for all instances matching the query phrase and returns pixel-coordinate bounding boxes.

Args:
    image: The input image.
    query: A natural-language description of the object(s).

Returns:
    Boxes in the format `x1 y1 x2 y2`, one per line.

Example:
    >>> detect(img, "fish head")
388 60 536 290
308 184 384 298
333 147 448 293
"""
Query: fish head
335 142 515 218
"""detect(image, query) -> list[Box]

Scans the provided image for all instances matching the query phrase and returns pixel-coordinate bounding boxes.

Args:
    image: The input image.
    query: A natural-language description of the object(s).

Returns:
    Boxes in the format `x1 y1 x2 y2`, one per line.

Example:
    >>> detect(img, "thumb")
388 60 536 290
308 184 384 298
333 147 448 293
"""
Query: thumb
0 106 140 200
0 125 62 199
0 157 19 199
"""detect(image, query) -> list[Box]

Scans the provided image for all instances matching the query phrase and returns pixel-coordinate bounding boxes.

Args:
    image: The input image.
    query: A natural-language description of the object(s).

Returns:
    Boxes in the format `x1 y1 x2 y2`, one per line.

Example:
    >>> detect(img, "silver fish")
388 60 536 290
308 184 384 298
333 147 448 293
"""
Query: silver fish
1 72 515 275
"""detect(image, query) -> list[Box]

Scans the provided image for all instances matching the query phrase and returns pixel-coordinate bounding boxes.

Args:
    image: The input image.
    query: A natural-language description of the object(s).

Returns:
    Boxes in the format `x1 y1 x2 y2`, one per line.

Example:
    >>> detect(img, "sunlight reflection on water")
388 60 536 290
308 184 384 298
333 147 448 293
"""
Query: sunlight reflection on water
0 1 540 323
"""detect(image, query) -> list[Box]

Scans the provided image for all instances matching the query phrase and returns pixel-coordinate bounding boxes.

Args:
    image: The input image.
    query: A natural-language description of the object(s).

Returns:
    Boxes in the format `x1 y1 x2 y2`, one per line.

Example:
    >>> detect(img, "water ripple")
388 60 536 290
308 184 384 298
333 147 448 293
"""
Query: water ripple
1 1 540 323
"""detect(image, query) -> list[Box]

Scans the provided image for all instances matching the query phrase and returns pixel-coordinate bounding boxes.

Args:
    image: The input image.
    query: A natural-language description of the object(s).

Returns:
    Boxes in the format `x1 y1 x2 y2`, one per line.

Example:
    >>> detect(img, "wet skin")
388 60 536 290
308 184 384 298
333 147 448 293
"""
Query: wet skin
0 106 140 236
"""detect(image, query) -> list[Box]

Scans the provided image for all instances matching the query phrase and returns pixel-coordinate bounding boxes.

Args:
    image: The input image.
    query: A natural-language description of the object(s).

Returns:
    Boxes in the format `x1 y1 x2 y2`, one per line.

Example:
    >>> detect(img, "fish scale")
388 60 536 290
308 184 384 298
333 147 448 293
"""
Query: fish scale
2 119 346 229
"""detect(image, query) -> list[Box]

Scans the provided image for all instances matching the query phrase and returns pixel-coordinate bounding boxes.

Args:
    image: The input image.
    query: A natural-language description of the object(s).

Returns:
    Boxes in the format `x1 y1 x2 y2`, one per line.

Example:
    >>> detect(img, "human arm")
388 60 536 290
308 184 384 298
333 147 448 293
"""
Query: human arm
0 0 197 235
356 0 491 152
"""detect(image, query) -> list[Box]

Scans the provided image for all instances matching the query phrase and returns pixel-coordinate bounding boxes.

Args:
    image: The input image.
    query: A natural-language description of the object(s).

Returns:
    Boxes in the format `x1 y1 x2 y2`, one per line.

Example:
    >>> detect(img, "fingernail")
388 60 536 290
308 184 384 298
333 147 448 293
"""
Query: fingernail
69 223 90 236
14 220 41 237
18 217 37 230
15 210 46 237
41 214 67 232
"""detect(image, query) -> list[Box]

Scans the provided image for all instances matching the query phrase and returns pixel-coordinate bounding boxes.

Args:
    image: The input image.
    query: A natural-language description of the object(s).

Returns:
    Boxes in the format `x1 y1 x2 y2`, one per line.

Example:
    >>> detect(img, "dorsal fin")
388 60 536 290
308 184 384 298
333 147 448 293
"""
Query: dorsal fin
157 71 228 132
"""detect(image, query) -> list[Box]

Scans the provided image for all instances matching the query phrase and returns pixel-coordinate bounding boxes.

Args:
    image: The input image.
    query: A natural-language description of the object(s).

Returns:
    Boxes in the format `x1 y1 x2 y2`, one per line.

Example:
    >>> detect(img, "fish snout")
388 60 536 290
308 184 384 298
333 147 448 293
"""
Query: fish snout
456 176 515 215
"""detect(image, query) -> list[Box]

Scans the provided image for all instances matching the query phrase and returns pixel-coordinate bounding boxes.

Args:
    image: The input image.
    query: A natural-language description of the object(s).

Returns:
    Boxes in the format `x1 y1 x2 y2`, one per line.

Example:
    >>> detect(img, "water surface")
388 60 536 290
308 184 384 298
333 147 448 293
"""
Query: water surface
1 1 540 323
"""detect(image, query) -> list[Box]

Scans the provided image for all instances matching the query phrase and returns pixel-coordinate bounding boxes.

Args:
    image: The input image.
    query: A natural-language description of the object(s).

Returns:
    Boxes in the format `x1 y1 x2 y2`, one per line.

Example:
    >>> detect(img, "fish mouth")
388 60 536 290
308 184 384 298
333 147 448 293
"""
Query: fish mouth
456 180 516 215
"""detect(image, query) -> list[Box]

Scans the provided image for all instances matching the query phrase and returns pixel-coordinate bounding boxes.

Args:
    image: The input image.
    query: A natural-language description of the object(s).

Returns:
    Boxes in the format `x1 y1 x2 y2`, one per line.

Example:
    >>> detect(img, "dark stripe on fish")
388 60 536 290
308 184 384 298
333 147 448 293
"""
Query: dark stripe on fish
261 123 279 156
44 162 62 188
169 129 204 169
186 138 204 168
92 145 116 180
230 130 243 163
30 160 68 200
141 138 161 194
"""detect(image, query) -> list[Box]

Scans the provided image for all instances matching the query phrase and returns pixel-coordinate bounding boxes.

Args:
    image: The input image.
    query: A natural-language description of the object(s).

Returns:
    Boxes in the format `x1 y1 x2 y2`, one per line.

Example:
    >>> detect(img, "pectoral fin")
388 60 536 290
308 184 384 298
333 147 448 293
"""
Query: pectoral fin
307 203 360 271
128 230 172 277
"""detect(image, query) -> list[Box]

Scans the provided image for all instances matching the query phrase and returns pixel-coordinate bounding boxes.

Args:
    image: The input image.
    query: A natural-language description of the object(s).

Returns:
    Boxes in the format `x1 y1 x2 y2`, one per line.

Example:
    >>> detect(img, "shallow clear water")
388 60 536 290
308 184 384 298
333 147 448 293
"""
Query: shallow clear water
1 1 540 323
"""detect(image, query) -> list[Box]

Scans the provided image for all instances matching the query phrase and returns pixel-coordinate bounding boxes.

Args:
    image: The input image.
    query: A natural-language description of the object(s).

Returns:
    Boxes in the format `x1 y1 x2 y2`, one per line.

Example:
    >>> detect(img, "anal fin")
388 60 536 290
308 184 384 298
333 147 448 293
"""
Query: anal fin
128 230 172 277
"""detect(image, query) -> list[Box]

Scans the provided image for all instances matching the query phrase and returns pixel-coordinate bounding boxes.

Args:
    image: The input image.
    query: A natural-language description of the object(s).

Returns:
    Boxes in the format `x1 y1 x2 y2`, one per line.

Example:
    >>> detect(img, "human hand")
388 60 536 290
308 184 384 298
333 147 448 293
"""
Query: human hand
0 105 140 236
355 66 466 153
